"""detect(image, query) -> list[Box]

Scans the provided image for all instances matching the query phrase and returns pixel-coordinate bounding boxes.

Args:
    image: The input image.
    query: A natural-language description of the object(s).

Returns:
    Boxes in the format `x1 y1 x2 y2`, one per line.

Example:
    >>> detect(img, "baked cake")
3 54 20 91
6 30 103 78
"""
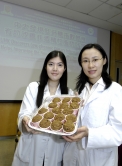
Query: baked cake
72 97 81 103
54 113 65 121
62 108 73 115
44 112 54 119
66 114 77 122
51 120 62 131
52 97 61 103
39 118 51 128
60 103 69 109
32 114 42 122
70 102 79 109
52 107 62 114
38 107 48 114
48 102 57 108
63 121 75 132
62 97 70 103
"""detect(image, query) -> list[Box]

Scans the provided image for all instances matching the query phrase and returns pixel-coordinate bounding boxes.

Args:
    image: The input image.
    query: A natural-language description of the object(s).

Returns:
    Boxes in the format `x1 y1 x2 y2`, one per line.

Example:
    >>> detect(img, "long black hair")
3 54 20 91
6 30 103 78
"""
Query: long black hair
36 50 68 107
75 43 112 94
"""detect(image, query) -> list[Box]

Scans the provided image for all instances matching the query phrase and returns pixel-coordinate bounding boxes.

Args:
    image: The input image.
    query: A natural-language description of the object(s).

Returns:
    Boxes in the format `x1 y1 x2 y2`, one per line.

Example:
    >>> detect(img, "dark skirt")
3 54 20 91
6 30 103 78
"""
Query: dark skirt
118 144 122 166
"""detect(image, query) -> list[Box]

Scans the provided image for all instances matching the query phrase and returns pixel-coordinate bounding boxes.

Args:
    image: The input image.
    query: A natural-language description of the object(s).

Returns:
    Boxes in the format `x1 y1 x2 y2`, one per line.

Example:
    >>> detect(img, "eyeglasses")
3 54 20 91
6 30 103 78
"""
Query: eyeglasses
81 57 103 65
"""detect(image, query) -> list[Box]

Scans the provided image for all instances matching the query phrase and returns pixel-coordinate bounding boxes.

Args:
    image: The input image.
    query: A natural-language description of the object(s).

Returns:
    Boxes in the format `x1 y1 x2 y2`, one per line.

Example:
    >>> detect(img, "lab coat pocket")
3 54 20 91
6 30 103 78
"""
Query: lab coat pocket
16 134 33 162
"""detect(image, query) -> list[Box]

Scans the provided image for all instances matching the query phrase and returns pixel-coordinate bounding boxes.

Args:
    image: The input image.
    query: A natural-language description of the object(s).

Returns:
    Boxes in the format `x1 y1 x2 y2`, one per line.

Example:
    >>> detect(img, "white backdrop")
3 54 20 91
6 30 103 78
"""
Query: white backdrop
0 1 110 100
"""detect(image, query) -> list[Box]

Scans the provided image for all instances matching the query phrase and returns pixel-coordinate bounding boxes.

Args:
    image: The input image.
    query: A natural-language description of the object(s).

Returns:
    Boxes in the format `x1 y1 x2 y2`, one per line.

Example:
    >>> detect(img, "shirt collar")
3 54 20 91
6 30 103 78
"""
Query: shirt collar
97 77 105 87
85 77 105 90
44 84 60 94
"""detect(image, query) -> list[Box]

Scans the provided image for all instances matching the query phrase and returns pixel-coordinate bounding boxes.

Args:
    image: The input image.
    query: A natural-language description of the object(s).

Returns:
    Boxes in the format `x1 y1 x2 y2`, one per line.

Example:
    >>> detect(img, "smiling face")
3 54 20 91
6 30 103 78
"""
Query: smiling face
46 56 65 82
81 48 106 84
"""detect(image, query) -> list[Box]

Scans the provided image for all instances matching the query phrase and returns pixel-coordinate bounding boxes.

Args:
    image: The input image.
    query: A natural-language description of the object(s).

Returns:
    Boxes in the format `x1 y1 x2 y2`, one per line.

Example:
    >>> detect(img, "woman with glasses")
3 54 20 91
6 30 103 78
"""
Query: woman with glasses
63 43 122 166
12 50 73 166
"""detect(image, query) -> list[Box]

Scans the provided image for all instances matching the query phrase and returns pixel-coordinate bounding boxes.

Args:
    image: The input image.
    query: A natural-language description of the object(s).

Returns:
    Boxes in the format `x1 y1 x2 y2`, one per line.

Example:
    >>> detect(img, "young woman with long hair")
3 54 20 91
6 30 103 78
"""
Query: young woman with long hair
63 44 122 166
12 50 73 166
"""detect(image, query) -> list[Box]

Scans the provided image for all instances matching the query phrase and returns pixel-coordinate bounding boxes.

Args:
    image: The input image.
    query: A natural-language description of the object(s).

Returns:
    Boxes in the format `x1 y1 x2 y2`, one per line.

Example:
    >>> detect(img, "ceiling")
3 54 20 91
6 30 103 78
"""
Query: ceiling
1 0 122 35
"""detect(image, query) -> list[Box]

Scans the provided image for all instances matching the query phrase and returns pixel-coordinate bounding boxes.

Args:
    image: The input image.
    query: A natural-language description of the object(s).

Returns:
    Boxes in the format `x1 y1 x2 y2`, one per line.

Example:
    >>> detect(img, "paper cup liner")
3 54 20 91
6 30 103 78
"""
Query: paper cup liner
48 117 54 122
72 109 78 115
50 127 63 132
39 126 51 130
38 112 48 116
30 121 40 128
61 119 66 123
62 129 74 134
56 101 62 106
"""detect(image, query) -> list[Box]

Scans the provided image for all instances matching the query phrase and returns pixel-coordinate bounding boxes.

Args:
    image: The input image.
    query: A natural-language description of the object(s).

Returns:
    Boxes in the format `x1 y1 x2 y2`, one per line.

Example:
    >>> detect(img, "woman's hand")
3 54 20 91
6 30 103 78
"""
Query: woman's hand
62 126 88 142
22 116 41 134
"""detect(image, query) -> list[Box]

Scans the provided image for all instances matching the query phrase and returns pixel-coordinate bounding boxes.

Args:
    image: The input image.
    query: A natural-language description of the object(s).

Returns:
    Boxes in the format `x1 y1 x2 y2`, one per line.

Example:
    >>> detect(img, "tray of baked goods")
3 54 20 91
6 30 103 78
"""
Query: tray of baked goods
28 95 83 135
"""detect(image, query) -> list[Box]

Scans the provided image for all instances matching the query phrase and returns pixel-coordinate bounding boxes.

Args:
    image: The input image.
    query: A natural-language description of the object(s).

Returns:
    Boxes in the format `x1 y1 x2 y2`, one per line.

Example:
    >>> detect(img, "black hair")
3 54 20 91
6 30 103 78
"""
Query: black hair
75 43 112 94
36 50 68 107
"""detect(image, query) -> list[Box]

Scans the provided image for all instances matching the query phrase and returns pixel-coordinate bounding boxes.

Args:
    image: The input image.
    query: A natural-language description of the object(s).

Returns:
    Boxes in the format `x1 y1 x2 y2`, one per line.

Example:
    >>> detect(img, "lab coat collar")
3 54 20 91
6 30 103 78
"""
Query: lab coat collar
44 84 49 93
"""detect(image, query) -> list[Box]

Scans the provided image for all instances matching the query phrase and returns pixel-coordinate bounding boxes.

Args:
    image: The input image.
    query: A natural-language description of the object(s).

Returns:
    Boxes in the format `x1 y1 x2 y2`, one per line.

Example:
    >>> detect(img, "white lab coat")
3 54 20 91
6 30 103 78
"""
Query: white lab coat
63 78 122 166
12 82 73 166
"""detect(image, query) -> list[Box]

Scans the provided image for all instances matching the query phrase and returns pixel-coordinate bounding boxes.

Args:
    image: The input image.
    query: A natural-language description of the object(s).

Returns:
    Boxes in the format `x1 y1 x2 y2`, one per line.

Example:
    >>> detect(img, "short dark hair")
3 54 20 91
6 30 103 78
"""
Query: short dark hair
75 43 112 94
36 50 68 107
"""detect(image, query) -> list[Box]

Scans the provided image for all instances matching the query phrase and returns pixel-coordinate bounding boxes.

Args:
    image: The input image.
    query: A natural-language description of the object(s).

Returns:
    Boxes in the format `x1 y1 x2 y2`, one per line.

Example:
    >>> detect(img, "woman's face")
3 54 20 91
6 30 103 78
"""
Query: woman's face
81 48 106 84
46 56 65 82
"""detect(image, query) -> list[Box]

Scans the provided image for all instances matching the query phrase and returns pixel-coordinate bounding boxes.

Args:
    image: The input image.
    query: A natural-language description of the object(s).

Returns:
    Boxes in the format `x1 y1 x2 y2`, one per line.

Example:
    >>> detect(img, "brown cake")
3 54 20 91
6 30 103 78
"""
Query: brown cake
52 97 61 103
70 102 79 109
60 103 69 109
32 114 42 122
39 118 51 128
63 121 75 132
62 108 73 115
38 107 48 114
62 97 70 103
48 102 57 108
44 112 54 119
72 97 81 103
51 120 62 131
52 107 62 114
66 114 77 122
54 113 65 121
